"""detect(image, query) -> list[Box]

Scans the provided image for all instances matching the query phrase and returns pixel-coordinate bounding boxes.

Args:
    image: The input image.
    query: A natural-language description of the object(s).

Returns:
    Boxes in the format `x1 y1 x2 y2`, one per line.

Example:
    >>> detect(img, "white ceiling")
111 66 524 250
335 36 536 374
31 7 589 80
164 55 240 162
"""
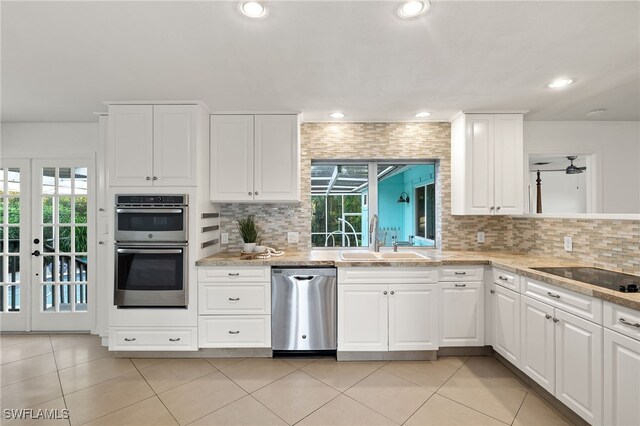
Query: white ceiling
1 1 639 123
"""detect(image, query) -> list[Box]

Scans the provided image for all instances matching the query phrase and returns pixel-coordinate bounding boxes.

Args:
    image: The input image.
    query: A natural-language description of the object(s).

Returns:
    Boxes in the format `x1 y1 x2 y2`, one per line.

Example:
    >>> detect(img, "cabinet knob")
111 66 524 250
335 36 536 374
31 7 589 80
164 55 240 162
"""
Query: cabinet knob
545 314 552 320
490 206 495 211
254 191 259 195
153 176 158 181
248 192 252 196
553 318 559 323
490 289 495 294
390 290 395 295
98 241 106 245
496 206 501 210
146 176 151 181
383 291 388 295
99 208 105 212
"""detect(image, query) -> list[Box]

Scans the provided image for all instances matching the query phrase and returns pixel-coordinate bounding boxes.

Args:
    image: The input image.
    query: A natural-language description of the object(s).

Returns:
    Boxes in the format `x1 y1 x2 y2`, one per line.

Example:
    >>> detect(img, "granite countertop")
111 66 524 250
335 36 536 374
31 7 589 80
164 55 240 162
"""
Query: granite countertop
196 250 640 311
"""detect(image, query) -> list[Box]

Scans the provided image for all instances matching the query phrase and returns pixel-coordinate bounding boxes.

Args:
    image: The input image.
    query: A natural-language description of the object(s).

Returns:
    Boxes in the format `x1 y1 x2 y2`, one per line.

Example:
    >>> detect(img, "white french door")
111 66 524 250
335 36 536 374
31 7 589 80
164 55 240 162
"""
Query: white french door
0 158 94 332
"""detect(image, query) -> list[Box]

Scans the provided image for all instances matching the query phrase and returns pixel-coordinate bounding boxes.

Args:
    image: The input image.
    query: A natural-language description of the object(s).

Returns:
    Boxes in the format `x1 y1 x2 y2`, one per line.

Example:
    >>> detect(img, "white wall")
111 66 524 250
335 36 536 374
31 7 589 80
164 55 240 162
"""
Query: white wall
524 121 640 214
1 123 98 158
529 170 587 214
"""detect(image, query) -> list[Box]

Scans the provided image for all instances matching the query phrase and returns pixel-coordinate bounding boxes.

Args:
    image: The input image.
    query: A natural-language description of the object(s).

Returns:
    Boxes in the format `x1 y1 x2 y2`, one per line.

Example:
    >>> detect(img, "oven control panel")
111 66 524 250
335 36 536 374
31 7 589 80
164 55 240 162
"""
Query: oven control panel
116 194 187 205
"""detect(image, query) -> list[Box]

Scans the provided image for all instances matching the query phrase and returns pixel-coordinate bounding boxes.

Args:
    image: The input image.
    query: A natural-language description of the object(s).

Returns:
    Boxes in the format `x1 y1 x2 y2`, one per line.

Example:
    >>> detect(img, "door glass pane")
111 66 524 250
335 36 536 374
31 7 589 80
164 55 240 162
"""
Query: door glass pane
42 168 56 194
43 284 55 311
43 256 55 282
43 226 55 252
75 226 87 253
59 168 72 195
59 256 71 282
8 197 19 223
42 197 53 223
0 168 4 195
8 256 20 283
8 227 19 253
59 226 71 253
74 168 88 195
59 284 71 311
0 199 4 221
8 168 20 193
75 196 87 224
0 286 3 311
59 197 71 223
7 285 20 311
75 285 87 311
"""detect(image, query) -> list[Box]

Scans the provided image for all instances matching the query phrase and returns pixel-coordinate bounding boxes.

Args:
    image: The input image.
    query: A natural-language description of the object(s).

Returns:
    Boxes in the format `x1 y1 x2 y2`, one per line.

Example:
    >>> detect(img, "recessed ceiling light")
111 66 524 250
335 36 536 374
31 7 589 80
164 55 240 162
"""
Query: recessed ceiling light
397 1 430 19
329 112 345 119
547 78 574 89
586 108 607 117
415 111 431 118
239 1 267 18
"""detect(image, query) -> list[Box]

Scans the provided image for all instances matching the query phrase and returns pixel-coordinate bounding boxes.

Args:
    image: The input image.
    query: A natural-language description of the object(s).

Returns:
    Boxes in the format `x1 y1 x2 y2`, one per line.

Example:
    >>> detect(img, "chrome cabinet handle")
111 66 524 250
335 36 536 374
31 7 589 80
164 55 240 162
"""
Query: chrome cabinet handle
455 284 466 288
546 292 560 299
454 272 466 275
169 338 181 342
619 318 640 328
553 318 559 323
383 291 388 295
490 290 495 294
498 276 509 281
390 290 395 295
146 176 151 181
228 273 240 276
545 314 552 320
124 337 136 342
228 330 240 334
229 297 240 301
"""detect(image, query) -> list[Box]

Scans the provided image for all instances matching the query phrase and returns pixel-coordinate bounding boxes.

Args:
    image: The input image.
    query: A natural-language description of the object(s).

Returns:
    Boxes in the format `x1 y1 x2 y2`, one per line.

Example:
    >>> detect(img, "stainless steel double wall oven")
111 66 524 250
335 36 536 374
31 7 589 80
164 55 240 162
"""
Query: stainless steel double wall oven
114 195 188 307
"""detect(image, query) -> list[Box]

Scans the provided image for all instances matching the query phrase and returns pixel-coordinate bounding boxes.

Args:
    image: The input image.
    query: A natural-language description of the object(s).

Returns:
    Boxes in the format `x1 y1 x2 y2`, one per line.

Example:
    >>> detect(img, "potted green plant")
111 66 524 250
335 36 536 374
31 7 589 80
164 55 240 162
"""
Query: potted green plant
236 215 260 252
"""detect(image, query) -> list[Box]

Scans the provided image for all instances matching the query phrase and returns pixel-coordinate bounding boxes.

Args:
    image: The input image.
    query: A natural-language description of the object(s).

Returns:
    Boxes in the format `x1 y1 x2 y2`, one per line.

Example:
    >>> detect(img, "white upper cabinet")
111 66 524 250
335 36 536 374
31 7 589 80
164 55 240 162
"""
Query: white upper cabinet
451 113 524 215
108 104 198 187
210 114 300 203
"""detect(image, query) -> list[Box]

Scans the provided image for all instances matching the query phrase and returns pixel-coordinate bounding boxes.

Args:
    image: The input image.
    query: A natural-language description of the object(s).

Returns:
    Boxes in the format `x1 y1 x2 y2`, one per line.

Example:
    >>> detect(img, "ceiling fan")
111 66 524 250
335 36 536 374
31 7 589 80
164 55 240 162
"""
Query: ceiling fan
530 156 586 174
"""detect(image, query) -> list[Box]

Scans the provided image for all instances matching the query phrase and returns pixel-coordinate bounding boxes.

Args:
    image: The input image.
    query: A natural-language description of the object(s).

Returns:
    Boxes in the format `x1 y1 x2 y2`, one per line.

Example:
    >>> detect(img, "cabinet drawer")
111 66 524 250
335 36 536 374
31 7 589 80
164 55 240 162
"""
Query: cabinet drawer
523 278 602 323
338 267 438 284
492 268 520 292
439 266 484 282
199 283 270 314
198 267 270 283
198 315 271 348
109 327 197 351
604 302 640 341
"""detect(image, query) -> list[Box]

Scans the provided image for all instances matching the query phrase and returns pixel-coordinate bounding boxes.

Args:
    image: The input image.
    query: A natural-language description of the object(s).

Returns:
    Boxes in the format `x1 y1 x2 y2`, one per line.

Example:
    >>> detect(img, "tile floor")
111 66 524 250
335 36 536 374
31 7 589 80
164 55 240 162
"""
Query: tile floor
0 334 575 425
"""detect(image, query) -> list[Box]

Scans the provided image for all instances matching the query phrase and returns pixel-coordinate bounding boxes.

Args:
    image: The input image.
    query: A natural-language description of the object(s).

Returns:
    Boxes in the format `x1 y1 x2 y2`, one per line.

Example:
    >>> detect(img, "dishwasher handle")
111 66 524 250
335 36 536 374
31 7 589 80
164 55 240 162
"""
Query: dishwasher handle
293 276 315 281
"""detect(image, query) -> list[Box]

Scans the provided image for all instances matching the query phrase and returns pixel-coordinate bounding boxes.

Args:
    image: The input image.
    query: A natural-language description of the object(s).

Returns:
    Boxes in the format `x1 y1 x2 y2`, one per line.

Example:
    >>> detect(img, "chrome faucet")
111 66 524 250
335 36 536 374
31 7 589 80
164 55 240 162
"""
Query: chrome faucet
392 236 398 252
369 214 382 252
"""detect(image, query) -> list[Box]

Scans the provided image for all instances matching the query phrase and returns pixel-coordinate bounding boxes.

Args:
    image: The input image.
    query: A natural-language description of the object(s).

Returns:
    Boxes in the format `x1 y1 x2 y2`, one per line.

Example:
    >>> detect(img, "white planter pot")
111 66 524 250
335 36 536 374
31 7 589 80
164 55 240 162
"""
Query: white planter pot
243 242 256 253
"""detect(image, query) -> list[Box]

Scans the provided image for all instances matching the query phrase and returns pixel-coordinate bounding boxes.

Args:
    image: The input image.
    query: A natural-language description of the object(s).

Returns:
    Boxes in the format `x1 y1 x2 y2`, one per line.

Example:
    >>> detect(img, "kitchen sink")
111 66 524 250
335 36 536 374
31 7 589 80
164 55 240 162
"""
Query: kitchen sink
378 252 427 259
339 251 379 260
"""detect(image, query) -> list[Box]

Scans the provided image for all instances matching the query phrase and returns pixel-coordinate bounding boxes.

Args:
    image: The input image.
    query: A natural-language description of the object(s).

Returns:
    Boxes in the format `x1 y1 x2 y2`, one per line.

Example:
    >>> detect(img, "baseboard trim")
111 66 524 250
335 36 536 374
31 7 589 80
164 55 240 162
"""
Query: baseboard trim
337 350 437 361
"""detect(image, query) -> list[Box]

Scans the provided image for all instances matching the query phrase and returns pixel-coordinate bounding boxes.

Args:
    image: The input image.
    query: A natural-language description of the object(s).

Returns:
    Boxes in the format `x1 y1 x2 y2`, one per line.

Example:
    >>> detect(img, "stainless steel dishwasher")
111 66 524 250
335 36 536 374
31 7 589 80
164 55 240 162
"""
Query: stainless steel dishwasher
271 268 337 352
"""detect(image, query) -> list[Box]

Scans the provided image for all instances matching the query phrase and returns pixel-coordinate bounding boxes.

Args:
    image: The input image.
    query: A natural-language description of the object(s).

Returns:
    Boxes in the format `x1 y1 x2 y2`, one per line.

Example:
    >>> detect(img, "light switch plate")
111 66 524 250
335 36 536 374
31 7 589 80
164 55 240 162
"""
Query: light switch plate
221 233 229 244
564 236 573 252
477 232 485 243
287 232 299 244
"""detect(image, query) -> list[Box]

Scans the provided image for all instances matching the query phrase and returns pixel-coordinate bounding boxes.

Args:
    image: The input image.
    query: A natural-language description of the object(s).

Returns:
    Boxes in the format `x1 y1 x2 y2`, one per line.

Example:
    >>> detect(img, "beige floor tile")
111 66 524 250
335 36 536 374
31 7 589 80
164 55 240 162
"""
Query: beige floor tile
0 334 50 348
0 371 62 409
205 357 244 370
220 358 296 393
297 394 397 426
405 394 507 426
59 357 137 394
159 371 247 425
65 371 154 425
456 356 528 387
437 356 469 369
281 357 323 369
50 333 101 351
436 363 528 424
140 358 216 394
301 359 385 391
344 369 432 424
0 339 52 365
513 392 572 426
252 371 340 424
54 341 112 370
382 360 458 392
130 358 171 370
0 352 58 387
85 396 178 426
190 395 286 426
1 397 68 426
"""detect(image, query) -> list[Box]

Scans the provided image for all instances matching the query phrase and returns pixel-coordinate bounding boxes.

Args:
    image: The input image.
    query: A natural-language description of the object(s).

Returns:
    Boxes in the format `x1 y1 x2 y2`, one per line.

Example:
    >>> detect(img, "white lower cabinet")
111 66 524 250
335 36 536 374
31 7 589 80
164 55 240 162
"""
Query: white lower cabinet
492 283 521 367
337 268 438 352
520 295 555 393
438 281 484 347
604 328 640 426
109 327 197 351
198 315 271 348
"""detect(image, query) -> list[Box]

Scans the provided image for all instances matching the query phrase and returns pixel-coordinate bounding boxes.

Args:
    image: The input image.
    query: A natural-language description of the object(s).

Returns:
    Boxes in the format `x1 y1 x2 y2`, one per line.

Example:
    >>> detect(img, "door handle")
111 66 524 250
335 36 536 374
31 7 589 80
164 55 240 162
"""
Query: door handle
546 292 560 299
228 330 240 334
169 338 181 342
619 318 640 328
228 297 240 301
124 337 136 342
455 284 467 287
31 250 41 257
454 272 466 275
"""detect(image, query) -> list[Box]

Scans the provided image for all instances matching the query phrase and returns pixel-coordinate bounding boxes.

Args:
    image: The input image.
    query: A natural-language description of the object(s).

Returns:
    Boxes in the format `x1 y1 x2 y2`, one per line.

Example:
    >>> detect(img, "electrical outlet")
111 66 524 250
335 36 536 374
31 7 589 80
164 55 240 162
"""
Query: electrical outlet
564 236 573 252
287 232 299 244
221 233 229 244
477 232 485 243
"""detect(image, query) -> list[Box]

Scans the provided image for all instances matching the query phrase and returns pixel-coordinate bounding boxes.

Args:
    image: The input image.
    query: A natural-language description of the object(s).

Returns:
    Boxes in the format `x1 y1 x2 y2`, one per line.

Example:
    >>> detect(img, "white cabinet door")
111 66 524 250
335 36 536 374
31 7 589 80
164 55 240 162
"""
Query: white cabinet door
210 115 254 202
604 329 640 426
338 284 388 352
520 295 555 394
493 114 523 215
493 284 520 367
153 105 197 186
555 309 603 425
389 284 438 351
108 105 153 186
254 115 299 202
466 115 494 215
438 282 484 347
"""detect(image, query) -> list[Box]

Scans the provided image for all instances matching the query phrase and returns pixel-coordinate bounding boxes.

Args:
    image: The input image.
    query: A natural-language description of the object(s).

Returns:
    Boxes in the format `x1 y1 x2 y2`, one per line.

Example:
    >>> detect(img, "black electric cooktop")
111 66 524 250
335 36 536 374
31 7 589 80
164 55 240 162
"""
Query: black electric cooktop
532 267 640 293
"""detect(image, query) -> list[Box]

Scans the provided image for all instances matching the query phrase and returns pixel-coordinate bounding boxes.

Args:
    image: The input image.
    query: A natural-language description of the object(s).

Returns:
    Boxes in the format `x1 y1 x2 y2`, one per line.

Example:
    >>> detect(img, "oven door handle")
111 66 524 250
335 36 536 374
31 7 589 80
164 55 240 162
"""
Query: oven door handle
116 248 184 254
116 208 184 214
